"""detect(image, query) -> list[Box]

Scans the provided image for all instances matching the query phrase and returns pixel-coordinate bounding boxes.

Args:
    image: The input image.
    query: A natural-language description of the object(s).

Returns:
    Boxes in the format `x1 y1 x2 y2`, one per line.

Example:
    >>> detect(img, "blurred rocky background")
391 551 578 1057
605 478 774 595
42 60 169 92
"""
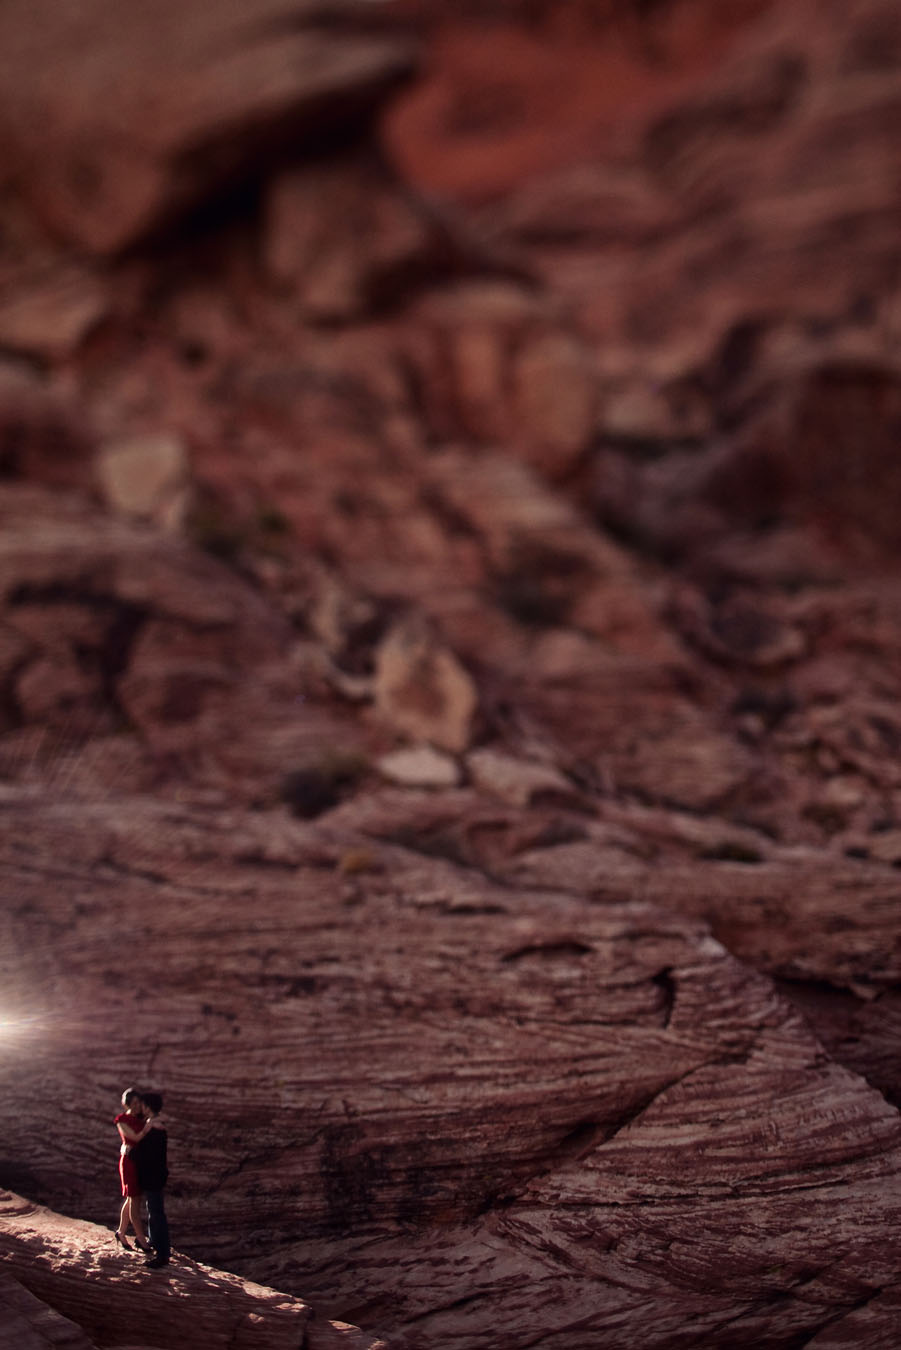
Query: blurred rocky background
3 0 901 1346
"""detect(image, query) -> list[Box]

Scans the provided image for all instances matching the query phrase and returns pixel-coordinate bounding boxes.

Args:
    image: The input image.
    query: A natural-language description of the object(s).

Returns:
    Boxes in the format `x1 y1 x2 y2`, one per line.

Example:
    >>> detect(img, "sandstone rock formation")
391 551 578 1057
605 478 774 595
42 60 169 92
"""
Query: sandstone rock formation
0 0 416 254
3 783 901 1346
0 1191 384 1350
2 0 901 1346
0 1270 98 1350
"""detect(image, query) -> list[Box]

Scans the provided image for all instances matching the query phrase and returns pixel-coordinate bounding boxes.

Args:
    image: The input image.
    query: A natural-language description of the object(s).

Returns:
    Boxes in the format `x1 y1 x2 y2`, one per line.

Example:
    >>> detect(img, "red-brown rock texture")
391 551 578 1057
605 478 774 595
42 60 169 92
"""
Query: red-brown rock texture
3 0 901 1346
0 1190 384 1350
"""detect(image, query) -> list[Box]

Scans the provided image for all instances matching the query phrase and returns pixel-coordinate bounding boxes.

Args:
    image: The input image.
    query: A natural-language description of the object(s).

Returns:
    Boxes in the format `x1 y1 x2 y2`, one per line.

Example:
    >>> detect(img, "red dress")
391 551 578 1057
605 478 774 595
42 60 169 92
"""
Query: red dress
114 1111 143 1197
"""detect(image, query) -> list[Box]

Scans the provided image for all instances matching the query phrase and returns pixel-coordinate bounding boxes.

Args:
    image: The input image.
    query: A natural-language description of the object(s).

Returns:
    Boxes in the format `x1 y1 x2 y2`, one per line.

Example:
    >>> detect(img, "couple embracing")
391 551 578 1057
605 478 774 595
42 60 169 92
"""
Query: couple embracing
113 1087 170 1269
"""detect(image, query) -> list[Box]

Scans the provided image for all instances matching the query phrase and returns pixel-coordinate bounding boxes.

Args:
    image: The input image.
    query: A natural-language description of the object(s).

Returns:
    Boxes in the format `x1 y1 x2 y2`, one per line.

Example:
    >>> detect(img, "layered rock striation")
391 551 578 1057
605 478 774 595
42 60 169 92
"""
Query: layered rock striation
3 789 901 1347
0 1190 383 1350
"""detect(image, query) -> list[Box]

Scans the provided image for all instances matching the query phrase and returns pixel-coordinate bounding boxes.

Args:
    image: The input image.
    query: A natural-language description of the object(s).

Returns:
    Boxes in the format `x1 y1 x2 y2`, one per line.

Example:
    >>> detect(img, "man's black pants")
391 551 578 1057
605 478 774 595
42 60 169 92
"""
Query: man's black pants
145 1190 170 1263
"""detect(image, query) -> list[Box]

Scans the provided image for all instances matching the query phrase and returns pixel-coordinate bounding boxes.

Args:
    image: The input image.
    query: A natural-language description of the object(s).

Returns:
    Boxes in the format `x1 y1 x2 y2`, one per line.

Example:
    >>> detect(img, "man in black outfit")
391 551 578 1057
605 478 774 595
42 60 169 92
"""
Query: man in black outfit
134 1092 170 1268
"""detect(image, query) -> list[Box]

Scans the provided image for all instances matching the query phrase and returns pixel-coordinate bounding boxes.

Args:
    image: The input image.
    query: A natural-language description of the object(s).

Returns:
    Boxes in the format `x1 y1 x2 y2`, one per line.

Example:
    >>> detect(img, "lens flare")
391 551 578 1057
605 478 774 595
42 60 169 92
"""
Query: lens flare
0 1008 50 1043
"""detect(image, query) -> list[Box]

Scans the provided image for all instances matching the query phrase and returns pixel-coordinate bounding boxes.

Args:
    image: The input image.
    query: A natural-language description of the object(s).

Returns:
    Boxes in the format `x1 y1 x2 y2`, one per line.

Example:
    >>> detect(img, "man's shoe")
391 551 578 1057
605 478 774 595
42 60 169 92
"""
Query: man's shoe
144 1256 169 1269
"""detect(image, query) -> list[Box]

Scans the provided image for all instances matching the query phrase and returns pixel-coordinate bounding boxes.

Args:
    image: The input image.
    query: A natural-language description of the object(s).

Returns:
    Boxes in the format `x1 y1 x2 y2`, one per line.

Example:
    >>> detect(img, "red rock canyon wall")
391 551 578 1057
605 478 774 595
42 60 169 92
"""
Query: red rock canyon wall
2 0 901 1346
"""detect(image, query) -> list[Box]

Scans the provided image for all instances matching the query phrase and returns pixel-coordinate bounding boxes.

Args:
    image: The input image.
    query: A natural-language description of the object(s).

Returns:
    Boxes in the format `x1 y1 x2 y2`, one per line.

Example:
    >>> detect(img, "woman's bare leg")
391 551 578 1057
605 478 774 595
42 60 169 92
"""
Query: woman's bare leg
117 1197 130 1237
128 1196 148 1245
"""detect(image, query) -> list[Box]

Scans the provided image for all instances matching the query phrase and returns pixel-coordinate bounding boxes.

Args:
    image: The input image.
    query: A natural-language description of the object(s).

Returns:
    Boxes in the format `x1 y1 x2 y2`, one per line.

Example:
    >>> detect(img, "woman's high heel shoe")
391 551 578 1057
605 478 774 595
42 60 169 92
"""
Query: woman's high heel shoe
134 1238 153 1254
114 1231 133 1251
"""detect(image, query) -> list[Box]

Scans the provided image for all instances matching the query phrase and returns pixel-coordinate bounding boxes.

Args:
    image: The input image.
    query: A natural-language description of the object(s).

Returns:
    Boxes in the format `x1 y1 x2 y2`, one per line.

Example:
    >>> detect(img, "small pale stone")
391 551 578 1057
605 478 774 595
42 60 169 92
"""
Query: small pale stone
377 745 461 788
819 776 866 810
95 433 189 528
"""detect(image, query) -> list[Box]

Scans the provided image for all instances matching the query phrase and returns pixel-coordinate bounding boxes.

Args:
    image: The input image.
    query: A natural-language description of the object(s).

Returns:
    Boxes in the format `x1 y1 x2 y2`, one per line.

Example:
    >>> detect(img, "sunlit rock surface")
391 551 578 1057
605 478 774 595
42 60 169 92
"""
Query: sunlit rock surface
0 1191 384 1350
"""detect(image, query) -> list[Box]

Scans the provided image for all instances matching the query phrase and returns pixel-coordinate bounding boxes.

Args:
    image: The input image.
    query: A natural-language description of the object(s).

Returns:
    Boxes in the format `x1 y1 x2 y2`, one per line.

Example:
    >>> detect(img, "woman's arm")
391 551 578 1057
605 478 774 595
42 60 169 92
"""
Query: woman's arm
116 1119 151 1146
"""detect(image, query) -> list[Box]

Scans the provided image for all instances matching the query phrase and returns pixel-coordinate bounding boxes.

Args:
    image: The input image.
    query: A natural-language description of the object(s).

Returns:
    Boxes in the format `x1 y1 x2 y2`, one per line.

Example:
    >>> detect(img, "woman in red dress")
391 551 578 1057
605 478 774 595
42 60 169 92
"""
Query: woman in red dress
114 1087 153 1251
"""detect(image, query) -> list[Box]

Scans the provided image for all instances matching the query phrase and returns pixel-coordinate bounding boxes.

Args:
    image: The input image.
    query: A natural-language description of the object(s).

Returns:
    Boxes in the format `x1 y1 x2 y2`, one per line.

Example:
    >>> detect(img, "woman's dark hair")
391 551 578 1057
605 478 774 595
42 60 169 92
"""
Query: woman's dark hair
121 1087 142 1108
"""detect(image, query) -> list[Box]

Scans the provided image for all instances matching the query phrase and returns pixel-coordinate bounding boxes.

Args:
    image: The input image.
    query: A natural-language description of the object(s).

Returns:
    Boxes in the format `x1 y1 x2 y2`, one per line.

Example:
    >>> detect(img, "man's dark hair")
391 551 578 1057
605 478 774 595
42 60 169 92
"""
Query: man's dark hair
142 1091 164 1114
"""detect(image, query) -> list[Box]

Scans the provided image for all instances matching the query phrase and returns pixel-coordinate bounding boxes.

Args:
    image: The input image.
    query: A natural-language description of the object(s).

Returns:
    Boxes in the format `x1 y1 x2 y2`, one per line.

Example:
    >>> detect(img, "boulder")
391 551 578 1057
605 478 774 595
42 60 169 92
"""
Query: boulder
0 266 108 363
0 0 416 253
373 616 478 753
407 283 597 477
0 484 373 800
261 157 435 321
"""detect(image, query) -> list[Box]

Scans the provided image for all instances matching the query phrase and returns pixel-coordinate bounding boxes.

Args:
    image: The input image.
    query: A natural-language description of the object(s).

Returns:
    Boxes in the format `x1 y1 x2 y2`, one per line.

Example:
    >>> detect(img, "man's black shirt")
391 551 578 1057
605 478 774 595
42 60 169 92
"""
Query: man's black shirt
134 1125 168 1191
